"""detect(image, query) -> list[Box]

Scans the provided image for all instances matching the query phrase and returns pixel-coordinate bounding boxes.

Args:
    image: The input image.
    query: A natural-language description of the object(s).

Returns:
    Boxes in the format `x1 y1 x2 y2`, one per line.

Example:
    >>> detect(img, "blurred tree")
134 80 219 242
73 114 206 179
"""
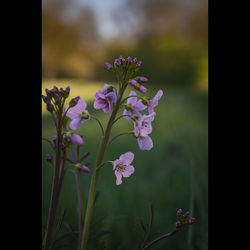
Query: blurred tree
42 0 101 79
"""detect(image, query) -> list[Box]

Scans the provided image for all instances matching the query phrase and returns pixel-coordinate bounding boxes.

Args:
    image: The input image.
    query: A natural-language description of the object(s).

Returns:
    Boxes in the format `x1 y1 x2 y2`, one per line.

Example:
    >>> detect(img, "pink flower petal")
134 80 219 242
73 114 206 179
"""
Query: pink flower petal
138 136 153 151
122 165 135 178
115 170 122 185
119 152 134 165
70 118 81 130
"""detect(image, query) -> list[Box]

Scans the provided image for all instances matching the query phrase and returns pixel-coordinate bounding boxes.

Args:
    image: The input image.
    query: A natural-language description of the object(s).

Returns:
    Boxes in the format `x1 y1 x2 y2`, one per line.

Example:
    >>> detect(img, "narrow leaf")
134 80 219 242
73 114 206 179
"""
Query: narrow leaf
80 152 90 162
137 217 147 233
91 214 108 230
89 230 112 240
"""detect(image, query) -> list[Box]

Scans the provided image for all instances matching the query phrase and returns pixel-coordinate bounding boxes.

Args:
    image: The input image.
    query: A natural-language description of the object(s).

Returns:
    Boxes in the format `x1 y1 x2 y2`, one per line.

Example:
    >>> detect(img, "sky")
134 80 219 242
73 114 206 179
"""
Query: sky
74 0 126 40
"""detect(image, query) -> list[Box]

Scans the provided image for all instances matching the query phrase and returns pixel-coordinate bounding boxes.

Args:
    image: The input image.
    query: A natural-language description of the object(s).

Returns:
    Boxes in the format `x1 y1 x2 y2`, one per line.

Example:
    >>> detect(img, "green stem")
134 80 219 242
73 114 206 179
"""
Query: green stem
80 84 127 250
43 118 63 250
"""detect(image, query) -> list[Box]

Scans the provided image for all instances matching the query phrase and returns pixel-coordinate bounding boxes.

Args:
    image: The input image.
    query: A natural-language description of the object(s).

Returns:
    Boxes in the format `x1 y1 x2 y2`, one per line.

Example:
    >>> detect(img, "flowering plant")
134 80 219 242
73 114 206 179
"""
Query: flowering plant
42 56 195 249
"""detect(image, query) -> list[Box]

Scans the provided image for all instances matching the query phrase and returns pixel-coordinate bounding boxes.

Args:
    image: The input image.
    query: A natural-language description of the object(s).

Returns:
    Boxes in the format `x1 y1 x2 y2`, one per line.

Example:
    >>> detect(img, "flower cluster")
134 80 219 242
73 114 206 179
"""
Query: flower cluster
124 89 163 151
175 209 196 229
42 86 70 113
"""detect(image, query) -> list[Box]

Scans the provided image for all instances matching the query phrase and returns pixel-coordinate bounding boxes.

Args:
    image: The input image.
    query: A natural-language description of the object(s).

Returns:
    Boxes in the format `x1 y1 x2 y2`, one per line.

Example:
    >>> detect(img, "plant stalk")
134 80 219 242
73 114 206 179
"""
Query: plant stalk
80 84 127 250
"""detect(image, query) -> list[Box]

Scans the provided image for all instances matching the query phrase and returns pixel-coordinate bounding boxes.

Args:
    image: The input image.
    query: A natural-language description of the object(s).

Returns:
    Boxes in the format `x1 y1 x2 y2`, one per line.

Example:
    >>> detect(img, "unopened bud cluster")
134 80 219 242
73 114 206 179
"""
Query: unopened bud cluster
42 85 71 113
175 208 196 229
105 56 143 82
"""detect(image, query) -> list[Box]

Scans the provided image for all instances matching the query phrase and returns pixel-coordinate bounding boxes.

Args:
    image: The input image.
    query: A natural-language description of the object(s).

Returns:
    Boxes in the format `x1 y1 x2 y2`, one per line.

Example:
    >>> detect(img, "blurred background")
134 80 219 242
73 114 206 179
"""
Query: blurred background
42 0 208 249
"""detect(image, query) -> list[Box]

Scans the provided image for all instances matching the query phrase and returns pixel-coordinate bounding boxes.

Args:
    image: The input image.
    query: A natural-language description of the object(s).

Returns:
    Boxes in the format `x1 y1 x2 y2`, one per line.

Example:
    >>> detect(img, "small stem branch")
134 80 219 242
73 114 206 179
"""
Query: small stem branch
142 230 180 250
112 115 133 125
107 131 134 148
90 115 104 136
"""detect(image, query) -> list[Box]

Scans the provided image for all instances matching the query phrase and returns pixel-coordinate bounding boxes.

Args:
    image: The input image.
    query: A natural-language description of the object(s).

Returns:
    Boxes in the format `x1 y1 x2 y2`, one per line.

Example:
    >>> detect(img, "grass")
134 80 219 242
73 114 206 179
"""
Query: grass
42 79 208 250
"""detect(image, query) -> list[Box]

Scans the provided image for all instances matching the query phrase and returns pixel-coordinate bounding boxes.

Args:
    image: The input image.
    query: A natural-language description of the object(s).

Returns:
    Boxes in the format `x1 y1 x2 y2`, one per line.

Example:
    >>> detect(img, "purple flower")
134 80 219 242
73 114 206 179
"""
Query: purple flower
134 112 156 150
71 133 84 146
123 91 146 120
65 97 90 130
148 90 163 114
105 62 113 70
133 57 137 63
113 152 135 185
94 84 117 113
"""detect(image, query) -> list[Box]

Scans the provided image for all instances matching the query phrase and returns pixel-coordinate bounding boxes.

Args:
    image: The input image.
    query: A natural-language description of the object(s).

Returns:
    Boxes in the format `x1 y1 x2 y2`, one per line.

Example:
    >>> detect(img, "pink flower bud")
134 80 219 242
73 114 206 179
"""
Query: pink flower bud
80 165 90 173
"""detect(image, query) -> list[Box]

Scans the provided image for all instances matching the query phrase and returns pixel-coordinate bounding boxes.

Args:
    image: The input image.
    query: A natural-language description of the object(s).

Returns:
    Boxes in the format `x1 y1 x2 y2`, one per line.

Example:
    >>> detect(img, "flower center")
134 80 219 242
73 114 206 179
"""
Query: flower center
116 164 126 172
142 121 148 128
125 103 133 111
80 112 89 120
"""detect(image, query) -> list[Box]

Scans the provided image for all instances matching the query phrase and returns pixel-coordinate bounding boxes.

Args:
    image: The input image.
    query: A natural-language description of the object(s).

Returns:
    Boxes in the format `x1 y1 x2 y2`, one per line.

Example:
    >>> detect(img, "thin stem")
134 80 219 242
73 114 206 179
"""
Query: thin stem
141 203 154 248
96 161 113 171
81 83 127 250
112 115 134 125
90 115 105 136
142 230 180 250
107 131 134 148
75 169 84 250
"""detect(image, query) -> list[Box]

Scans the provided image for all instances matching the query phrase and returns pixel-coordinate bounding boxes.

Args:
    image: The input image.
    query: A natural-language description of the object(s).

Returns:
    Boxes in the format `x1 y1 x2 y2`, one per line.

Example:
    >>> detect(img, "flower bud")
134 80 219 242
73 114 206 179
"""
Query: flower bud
139 85 147 94
176 221 182 228
69 96 80 107
127 56 132 63
54 93 61 103
46 154 53 163
105 62 113 70
46 101 54 112
139 77 148 83
80 165 90 173
129 79 137 87
114 58 121 67
71 133 84 146
188 218 196 224
133 57 137 63
41 95 48 103
107 85 114 93
65 86 70 98
177 209 183 215
137 61 142 67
